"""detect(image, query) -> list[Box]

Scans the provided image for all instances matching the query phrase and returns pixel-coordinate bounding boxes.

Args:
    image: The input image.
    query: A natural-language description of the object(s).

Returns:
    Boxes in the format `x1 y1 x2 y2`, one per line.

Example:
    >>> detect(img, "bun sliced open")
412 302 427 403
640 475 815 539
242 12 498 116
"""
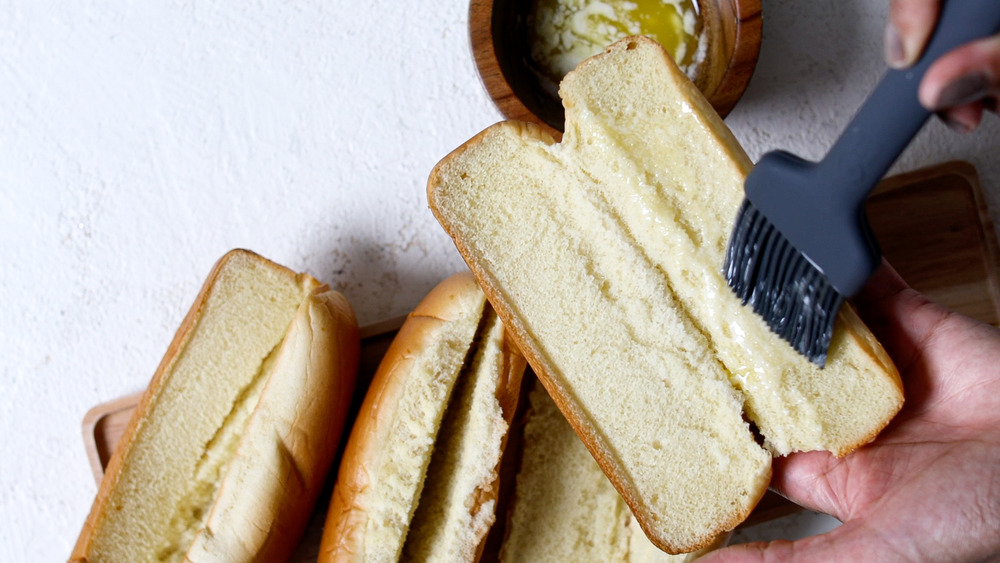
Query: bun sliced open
427 36 903 553
500 378 725 562
72 249 361 562
319 272 526 562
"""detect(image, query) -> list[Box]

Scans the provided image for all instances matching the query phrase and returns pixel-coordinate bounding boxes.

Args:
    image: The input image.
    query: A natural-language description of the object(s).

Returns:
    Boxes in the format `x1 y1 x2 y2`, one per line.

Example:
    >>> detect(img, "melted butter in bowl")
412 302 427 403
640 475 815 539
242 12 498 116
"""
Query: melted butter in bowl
469 0 761 136
528 0 707 90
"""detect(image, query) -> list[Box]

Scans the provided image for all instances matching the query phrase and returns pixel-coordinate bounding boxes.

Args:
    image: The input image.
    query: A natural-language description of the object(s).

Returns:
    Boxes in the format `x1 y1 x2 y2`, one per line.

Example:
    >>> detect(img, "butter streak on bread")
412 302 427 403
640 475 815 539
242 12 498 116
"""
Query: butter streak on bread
71 249 361 562
319 273 526 562
427 36 903 553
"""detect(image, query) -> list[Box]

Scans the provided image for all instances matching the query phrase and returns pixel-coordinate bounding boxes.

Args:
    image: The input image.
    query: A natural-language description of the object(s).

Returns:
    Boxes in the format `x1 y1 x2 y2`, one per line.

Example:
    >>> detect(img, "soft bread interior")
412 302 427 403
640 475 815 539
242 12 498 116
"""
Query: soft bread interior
402 308 525 561
428 36 902 552
320 274 487 561
558 37 901 456
320 273 526 562
429 114 771 552
185 290 360 561
501 379 721 562
75 250 323 562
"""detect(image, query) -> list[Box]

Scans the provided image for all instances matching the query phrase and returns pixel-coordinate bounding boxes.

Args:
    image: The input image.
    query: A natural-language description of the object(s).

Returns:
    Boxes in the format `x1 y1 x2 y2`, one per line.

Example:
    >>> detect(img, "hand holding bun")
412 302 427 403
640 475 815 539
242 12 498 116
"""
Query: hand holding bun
428 36 903 553
702 263 1000 562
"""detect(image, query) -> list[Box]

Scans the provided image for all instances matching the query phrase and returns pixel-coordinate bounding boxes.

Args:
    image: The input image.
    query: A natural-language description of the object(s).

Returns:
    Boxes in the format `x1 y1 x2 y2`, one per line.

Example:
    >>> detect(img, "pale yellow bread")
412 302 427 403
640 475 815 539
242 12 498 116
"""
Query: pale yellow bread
402 308 525 562
319 272 526 562
71 249 361 562
427 36 903 553
500 379 725 562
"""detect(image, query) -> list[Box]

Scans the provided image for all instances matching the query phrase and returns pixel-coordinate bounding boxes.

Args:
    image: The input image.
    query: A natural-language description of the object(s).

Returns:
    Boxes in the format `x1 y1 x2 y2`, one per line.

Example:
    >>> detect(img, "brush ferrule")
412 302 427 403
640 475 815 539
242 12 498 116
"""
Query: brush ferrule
743 151 881 298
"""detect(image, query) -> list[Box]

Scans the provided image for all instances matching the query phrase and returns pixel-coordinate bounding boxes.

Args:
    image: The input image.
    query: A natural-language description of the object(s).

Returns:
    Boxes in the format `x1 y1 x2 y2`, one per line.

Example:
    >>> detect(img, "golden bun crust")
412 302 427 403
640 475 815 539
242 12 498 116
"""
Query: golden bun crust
318 273 487 561
185 289 360 561
319 272 526 562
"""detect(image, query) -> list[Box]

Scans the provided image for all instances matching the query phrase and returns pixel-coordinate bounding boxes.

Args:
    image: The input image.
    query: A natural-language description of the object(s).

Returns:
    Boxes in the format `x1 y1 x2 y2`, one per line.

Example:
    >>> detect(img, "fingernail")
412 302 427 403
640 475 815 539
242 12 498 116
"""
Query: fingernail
934 73 991 110
884 24 907 68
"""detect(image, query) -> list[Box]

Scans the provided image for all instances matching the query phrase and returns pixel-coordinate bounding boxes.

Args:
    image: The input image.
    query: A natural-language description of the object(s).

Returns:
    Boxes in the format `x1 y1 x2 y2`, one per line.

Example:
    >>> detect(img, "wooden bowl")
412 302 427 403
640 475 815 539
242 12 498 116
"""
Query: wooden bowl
469 0 762 137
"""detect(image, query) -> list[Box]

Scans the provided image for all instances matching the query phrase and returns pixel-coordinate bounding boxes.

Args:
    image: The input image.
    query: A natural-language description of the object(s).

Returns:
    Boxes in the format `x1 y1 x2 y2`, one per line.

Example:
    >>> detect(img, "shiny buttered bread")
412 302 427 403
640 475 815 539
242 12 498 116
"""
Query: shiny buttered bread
319 273 526 562
72 249 361 562
428 36 903 553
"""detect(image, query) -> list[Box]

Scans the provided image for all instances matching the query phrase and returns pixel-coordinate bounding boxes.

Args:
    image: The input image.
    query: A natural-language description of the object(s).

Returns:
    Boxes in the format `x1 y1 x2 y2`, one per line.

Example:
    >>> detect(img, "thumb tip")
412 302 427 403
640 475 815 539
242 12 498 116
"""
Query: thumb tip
697 541 780 563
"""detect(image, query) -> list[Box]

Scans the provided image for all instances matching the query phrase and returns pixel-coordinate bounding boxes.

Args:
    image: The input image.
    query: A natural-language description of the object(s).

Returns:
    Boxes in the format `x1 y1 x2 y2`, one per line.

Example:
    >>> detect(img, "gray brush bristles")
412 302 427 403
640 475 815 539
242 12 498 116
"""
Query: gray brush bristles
723 200 844 367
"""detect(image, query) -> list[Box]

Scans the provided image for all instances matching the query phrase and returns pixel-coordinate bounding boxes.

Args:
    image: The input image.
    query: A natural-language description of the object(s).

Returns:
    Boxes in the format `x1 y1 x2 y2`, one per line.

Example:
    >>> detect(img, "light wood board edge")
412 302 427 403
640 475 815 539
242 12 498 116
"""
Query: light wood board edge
873 160 1000 323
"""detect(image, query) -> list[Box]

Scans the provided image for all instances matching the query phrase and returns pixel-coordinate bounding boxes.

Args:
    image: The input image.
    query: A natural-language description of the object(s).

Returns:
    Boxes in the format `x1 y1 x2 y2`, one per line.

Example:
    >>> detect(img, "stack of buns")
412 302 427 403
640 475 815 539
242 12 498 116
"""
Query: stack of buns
427 36 903 553
72 249 361 562
73 254 723 561
315 273 715 562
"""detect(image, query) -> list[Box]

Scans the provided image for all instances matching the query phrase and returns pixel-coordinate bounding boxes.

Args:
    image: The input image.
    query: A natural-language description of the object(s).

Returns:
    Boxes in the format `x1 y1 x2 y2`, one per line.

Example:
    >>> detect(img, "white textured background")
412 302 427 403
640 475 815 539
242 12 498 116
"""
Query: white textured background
2 1 997 559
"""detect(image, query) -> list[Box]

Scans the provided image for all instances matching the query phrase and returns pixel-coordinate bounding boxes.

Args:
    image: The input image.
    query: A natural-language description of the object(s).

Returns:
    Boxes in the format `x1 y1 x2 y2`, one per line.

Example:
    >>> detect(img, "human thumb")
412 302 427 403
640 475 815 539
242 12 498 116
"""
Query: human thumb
697 521 878 563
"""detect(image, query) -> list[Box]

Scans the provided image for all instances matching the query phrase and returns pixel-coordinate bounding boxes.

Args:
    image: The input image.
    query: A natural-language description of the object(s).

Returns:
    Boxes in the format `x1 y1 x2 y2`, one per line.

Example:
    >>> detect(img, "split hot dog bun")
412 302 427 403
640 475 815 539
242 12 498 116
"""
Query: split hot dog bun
500 377 726 562
319 272 526 562
72 249 361 562
428 36 903 553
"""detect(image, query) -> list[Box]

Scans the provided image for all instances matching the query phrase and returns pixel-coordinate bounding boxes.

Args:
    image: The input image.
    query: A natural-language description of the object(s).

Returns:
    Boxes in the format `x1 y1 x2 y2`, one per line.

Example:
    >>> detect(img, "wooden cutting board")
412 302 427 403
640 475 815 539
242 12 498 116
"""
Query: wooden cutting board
80 160 1000 553
867 161 1000 324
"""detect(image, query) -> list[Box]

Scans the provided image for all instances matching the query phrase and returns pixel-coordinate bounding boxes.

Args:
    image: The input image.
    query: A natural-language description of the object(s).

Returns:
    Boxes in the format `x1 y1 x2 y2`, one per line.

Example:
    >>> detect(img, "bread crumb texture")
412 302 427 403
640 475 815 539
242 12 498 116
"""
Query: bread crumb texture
428 37 902 553
502 380 714 562
402 308 509 561
354 289 486 561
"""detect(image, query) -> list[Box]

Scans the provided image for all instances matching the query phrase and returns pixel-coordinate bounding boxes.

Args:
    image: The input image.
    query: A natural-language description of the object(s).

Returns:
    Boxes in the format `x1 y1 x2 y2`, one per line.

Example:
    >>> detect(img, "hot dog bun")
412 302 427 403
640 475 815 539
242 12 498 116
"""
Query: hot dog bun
500 377 726 562
319 272 526 562
71 249 361 562
427 36 903 553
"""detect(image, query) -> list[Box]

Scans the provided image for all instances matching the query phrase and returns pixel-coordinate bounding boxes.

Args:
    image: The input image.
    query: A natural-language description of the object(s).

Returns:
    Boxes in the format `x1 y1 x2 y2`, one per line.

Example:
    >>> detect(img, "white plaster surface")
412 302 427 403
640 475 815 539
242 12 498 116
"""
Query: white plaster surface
1 1 997 559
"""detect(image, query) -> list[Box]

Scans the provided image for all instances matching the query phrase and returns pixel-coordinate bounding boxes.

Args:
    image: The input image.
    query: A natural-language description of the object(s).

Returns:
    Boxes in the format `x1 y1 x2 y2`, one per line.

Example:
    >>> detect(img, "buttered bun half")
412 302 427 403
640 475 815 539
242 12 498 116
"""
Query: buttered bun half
72 249 361 562
428 36 903 553
319 272 526 562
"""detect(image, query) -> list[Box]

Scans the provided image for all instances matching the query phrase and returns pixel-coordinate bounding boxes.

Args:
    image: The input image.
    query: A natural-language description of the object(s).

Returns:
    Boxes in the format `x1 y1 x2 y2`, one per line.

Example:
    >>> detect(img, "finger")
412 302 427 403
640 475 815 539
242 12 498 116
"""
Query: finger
919 34 1000 111
767 452 848 518
697 540 796 563
850 260 911 359
853 259 909 307
937 102 985 133
699 522 881 563
886 0 941 68
850 260 949 374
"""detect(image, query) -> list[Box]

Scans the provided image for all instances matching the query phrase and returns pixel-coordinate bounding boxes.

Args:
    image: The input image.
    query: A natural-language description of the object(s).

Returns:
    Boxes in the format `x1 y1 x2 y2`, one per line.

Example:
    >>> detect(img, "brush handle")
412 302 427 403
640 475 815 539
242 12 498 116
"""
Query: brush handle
741 0 1000 299
821 0 1000 202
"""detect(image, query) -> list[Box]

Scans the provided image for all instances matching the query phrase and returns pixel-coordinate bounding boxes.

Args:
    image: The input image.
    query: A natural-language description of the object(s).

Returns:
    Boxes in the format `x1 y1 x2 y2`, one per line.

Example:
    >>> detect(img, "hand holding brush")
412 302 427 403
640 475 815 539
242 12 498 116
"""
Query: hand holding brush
707 3 1000 560
724 0 1000 366
886 0 1000 131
